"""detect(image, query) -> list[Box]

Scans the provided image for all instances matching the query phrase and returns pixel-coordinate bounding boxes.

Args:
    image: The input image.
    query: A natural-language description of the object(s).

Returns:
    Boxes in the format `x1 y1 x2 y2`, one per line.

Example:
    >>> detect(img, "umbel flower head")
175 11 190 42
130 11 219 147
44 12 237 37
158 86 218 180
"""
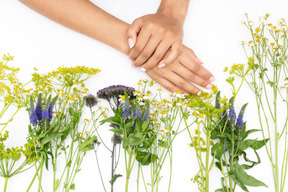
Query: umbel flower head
97 85 135 109
29 93 58 125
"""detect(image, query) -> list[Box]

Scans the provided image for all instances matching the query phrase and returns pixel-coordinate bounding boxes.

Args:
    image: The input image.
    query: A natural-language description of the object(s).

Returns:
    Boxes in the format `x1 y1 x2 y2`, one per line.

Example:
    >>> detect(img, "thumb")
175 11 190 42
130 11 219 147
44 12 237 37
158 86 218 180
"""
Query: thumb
127 18 143 48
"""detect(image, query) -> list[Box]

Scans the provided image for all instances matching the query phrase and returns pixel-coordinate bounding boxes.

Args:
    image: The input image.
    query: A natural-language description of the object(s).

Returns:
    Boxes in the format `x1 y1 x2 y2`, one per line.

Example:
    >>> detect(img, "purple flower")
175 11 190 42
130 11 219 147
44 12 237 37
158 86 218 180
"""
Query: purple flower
97 85 135 109
122 99 130 120
35 94 43 121
135 104 142 121
236 103 248 128
30 110 38 125
143 102 150 121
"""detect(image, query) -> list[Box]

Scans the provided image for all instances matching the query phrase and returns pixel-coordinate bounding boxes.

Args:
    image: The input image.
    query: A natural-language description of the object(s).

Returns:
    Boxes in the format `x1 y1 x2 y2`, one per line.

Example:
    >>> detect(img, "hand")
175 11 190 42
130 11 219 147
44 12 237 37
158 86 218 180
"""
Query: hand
145 45 214 94
126 13 183 71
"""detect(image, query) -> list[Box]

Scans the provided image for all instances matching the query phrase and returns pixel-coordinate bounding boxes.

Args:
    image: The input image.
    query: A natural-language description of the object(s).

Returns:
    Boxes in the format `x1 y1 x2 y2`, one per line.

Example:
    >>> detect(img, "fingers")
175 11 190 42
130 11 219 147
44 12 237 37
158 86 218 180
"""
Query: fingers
138 39 171 70
158 41 182 67
131 35 161 68
126 18 143 48
146 69 186 93
172 62 213 90
180 46 215 82
128 27 151 61
146 66 202 95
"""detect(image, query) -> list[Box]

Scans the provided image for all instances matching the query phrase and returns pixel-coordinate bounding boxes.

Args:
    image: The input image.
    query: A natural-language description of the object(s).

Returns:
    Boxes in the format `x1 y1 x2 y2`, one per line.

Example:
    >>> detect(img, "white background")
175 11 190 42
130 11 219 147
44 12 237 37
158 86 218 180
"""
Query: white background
1 0 288 191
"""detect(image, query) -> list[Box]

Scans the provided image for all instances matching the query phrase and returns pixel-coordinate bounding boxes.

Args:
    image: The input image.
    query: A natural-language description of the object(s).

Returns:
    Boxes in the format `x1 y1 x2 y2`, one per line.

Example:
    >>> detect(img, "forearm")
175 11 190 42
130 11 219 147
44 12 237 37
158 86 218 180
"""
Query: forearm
19 0 130 54
157 0 190 25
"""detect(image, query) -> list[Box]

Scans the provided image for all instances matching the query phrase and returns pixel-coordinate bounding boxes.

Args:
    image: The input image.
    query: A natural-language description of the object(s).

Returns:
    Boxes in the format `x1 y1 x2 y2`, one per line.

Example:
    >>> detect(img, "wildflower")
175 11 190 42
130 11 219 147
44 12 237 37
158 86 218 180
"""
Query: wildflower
84 94 98 108
122 96 130 120
111 133 122 144
236 103 248 128
143 101 150 121
35 94 43 121
97 85 135 109
198 113 204 118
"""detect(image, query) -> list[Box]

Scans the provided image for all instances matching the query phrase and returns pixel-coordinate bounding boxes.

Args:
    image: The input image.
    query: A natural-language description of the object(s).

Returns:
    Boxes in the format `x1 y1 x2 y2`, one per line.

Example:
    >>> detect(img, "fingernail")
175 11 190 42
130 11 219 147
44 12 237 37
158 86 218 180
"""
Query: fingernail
209 76 215 82
158 62 166 68
198 58 204 64
128 38 134 49
140 67 146 72
206 83 213 90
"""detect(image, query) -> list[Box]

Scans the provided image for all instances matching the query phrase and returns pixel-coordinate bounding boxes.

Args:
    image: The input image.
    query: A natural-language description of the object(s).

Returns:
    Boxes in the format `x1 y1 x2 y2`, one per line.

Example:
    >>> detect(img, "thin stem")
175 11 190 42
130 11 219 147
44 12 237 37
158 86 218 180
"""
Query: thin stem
37 157 44 192
3 177 8 192
93 144 107 192
26 164 41 192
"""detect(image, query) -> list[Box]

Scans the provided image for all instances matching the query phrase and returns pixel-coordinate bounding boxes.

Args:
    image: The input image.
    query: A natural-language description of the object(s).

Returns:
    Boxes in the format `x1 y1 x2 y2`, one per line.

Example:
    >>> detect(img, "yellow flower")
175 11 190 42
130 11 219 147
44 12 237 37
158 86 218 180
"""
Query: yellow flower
84 118 89 122
199 113 204 118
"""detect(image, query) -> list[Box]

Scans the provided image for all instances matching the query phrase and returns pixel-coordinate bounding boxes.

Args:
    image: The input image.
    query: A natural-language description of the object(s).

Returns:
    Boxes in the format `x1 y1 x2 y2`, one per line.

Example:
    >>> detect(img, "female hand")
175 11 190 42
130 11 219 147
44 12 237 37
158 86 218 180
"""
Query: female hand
145 45 215 94
127 13 183 71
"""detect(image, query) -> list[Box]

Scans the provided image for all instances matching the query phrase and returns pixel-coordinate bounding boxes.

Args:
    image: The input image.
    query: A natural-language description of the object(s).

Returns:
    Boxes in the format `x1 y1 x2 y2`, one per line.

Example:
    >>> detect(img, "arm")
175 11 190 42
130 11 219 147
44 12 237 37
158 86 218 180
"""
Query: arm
19 0 214 94
127 0 190 70
19 0 130 55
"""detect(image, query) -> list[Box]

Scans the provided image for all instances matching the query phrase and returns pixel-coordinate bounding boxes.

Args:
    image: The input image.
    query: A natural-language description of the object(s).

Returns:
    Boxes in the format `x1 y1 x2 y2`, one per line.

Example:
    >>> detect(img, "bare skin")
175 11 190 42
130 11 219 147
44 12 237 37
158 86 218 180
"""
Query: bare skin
127 0 189 70
19 0 214 94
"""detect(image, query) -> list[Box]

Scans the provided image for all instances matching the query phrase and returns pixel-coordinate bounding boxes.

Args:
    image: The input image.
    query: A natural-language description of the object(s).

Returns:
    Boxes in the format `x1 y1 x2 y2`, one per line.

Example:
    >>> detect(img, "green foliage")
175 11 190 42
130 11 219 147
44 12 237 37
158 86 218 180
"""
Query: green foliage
211 94 267 192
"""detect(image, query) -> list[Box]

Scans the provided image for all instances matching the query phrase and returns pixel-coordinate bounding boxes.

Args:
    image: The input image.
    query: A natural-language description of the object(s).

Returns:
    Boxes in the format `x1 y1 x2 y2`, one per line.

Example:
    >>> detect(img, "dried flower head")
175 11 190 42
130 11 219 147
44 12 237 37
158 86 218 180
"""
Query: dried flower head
84 94 98 108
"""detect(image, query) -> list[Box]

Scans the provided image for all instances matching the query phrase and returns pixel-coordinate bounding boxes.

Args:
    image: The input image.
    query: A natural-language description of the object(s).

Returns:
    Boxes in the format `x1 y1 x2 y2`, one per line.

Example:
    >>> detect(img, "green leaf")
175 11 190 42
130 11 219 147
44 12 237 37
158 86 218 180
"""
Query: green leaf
136 151 158 165
109 128 123 134
100 116 121 126
140 135 156 149
158 140 168 148
69 183 75 190
69 107 75 116
79 136 98 152
142 120 149 132
241 129 260 140
123 133 145 148
238 139 269 151
109 174 122 185
233 163 268 188
41 133 64 146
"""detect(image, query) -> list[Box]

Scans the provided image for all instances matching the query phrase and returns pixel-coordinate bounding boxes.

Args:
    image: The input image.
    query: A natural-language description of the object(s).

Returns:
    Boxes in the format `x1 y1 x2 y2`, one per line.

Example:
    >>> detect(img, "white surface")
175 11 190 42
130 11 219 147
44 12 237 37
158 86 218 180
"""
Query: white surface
1 0 288 191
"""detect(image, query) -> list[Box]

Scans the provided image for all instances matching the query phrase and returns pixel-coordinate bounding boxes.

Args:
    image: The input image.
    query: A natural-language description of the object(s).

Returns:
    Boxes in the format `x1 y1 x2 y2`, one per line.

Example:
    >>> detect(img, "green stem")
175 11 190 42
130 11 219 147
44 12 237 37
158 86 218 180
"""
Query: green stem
3 177 9 192
37 157 44 192
26 164 41 192
274 82 279 192
205 131 211 192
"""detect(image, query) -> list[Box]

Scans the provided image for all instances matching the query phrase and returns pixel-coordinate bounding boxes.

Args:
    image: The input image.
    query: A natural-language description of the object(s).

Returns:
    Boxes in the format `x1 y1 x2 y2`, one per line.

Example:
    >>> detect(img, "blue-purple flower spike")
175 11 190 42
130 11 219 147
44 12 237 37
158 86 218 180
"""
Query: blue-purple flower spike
143 101 150 121
228 97 236 122
122 98 130 120
236 103 248 127
30 110 38 125
35 93 43 121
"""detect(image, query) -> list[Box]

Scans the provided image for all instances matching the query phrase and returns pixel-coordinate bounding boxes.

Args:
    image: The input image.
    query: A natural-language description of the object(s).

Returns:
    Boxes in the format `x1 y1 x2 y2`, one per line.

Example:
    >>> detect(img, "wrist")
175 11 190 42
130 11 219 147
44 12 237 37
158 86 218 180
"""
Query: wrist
157 0 189 25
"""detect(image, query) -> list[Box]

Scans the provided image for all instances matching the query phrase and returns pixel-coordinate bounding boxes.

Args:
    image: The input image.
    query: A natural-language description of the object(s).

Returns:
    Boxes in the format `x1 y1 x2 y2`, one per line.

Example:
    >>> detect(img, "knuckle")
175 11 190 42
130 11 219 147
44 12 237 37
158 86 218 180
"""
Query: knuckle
192 64 200 72
153 53 163 61
177 80 187 88
141 51 151 59
133 45 142 53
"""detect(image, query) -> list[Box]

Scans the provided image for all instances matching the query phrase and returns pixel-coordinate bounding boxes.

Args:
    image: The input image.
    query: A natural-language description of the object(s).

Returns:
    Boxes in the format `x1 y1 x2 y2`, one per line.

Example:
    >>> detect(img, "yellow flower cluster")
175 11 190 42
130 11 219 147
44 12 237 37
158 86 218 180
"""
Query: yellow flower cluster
0 54 25 107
